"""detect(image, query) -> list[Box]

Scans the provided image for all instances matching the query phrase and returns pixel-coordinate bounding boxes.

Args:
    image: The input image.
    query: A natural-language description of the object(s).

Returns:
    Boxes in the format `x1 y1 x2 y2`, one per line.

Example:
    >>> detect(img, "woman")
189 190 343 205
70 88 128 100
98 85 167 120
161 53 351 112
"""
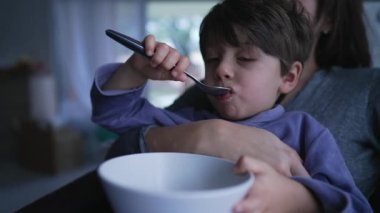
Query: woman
105 0 379 209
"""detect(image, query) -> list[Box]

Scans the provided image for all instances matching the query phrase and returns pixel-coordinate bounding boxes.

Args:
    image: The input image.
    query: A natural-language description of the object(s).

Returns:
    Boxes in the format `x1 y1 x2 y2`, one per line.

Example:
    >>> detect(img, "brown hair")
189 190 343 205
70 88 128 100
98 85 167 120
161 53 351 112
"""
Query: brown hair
199 0 313 74
315 0 371 68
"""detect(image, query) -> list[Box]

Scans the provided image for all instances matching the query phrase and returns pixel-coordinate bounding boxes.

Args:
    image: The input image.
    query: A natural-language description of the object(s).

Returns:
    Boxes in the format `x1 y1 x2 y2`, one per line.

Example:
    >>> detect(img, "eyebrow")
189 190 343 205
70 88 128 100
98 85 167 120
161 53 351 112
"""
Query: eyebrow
239 44 262 55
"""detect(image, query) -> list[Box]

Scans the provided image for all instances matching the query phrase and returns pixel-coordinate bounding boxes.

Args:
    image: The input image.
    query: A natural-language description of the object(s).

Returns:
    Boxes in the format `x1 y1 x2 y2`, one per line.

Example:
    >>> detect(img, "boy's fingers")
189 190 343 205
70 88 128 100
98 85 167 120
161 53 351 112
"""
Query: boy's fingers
142 34 189 82
161 49 180 71
151 43 170 67
144 35 156 56
234 156 274 175
291 161 309 177
233 198 260 213
171 56 190 81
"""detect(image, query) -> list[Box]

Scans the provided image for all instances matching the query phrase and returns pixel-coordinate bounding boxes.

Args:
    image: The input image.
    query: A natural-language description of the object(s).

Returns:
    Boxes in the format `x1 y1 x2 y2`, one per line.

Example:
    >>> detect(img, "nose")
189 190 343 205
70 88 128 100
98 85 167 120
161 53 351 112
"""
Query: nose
215 60 233 80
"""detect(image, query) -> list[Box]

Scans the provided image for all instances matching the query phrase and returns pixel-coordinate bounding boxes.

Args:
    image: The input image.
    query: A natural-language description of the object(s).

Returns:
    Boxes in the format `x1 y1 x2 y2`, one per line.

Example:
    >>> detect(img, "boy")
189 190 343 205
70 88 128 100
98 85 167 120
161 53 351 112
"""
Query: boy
91 0 371 211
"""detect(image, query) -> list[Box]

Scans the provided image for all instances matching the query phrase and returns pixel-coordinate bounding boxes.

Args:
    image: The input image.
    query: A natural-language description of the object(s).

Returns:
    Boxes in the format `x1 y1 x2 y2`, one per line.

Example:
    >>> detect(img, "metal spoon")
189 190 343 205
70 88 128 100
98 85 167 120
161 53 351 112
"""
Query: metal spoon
105 29 231 96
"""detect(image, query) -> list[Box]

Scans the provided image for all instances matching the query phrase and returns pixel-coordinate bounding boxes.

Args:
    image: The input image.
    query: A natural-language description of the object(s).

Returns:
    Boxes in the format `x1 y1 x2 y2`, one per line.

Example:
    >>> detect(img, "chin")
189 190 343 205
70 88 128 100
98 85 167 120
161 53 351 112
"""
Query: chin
218 112 245 121
214 106 249 121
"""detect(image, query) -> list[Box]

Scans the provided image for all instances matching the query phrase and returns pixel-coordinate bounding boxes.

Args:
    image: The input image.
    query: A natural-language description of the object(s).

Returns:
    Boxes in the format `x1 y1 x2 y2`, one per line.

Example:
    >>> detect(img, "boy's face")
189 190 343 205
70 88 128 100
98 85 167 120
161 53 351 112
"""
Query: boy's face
204 43 292 120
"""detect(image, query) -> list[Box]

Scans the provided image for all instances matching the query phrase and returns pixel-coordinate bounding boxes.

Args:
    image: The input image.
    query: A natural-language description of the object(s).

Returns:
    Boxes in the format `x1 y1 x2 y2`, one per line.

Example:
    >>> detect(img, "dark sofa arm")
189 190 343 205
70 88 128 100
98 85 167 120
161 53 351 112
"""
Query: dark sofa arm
370 182 380 212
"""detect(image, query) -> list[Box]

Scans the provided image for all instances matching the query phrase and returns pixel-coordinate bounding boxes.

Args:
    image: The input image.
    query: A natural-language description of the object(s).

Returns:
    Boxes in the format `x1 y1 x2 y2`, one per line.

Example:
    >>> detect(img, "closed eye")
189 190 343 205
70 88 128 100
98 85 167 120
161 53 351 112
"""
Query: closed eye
238 57 256 62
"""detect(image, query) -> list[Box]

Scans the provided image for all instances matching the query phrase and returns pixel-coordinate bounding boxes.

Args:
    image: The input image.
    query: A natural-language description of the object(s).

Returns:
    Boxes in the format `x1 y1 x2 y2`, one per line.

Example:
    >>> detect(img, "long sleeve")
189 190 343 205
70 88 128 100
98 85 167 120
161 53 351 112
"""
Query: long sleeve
286 68 380 198
268 112 373 212
296 129 371 212
91 63 191 134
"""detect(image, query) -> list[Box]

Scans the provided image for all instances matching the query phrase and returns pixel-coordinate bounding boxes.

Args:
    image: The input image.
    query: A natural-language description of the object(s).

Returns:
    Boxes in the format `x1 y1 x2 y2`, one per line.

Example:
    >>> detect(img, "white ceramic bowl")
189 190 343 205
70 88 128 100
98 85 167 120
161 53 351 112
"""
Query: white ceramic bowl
98 152 254 213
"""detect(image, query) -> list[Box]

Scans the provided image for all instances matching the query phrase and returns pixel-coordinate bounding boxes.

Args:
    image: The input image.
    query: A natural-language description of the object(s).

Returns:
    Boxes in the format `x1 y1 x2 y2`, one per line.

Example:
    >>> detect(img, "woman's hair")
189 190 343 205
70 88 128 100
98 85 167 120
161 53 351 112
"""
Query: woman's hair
315 0 372 68
199 0 313 74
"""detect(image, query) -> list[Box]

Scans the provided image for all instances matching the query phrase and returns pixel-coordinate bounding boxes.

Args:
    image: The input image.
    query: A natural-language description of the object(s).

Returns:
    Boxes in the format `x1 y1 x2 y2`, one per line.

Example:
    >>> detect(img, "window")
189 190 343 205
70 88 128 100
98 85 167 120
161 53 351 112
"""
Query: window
111 1 216 107
145 1 217 107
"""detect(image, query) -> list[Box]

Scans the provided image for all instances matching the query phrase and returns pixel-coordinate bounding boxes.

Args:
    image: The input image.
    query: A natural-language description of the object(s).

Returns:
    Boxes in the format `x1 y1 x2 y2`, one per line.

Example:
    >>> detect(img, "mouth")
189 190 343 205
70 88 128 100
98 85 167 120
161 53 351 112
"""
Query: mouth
214 87 233 101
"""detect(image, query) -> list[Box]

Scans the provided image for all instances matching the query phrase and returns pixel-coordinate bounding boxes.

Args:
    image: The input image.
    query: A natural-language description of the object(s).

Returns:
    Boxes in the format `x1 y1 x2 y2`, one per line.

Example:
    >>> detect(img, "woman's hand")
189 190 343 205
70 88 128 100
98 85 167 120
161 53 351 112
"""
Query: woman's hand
233 156 320 213
146 119 308 176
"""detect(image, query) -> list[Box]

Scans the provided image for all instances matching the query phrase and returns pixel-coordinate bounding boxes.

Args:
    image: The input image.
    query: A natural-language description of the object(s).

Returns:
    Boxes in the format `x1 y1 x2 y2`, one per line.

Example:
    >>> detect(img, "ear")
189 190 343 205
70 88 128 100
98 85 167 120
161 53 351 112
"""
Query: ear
279 61 302 94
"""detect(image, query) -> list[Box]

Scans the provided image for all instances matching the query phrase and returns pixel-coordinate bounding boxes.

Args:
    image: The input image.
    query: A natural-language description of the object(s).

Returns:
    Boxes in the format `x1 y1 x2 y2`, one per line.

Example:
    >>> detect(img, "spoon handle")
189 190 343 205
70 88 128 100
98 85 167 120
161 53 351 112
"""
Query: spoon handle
106 29 148 58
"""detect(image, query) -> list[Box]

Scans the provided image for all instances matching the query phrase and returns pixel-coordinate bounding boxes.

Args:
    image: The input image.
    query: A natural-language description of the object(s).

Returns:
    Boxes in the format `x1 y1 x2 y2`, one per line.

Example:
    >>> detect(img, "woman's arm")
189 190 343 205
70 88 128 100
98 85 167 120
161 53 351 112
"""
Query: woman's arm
102 84 306 176
146 119 308 176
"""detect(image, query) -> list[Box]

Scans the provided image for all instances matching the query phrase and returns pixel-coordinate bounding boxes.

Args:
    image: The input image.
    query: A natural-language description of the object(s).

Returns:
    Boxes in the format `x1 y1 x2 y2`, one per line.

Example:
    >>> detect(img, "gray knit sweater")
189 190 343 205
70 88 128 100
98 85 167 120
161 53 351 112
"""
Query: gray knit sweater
286 67 380 197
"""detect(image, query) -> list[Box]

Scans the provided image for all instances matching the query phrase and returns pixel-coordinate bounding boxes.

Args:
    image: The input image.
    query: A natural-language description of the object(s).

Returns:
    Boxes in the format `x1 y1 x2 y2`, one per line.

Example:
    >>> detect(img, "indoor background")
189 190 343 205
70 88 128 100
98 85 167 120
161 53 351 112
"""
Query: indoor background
0 0 379 212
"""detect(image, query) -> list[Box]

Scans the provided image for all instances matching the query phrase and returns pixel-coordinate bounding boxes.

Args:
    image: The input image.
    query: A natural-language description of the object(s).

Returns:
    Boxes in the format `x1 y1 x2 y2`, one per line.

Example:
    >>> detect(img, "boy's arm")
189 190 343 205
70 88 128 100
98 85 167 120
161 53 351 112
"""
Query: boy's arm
232 114 372 212
101 60 147 91
233 156 321 212
91 63 191 134
91 34 191 134
297 126 372 212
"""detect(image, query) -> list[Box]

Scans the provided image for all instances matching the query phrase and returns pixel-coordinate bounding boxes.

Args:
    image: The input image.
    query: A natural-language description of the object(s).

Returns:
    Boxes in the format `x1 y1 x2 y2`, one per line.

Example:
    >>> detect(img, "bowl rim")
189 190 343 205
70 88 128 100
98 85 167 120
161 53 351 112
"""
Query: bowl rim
97 152 254 198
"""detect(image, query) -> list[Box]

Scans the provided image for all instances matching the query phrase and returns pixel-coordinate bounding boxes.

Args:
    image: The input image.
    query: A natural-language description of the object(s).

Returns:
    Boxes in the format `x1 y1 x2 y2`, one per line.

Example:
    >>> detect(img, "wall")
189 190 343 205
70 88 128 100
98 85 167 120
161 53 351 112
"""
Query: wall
365 1 380 67
0 0 53 69
0 0 53 160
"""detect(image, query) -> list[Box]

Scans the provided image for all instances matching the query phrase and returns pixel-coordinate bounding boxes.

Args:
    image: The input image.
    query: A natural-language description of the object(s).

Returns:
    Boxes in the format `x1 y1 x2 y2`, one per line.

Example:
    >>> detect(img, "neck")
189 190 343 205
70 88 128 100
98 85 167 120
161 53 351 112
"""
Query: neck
280 52 319 105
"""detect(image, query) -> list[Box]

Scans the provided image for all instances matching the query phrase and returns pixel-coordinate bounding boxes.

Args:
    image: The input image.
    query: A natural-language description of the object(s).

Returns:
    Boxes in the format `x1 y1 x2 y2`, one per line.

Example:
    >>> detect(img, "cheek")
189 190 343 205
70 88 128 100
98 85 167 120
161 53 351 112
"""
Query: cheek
242 71 281 91
241 75 282 103
204 70 214 82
